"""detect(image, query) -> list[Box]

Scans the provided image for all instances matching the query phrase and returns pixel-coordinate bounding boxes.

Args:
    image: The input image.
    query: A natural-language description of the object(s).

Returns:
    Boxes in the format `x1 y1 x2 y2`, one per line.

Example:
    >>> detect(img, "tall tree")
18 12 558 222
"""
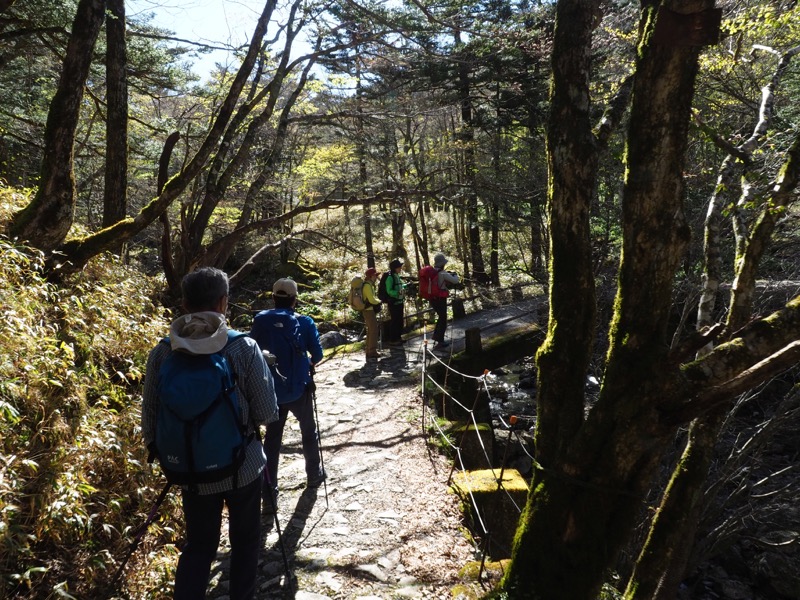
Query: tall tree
103 0 128 231
625 26 800 600
7 0 106 249
453 26 489 285
498 1 800 597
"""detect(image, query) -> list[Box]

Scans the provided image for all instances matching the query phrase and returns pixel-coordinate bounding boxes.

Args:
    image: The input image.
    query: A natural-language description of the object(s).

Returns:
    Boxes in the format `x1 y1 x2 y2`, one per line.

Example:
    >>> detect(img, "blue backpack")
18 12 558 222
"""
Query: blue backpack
250 309 309 403
152 331 251 487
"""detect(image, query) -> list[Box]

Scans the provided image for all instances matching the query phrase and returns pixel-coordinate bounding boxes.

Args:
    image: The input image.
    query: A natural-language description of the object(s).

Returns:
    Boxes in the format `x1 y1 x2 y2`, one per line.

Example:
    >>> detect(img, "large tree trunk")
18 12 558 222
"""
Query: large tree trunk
500 2 713 597
357 66 376 269
625 45 800 600
103 0 128 233
7 0 105 250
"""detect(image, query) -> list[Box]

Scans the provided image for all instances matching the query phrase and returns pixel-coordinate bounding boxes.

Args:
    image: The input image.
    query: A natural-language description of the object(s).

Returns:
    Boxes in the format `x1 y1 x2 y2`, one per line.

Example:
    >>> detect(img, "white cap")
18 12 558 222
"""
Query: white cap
273 278 298 297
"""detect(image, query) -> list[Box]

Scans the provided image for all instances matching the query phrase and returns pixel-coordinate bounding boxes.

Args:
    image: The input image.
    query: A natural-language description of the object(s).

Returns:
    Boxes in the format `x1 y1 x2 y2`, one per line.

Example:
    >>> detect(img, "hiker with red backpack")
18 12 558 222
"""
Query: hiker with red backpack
250 278 326 515
419 252 460 351
141 267 278 600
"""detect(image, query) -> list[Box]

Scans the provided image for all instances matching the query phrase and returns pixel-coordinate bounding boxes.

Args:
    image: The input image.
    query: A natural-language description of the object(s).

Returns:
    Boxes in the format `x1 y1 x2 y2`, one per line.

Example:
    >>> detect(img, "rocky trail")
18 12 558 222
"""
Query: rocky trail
200 298 544 599
207 347 480 599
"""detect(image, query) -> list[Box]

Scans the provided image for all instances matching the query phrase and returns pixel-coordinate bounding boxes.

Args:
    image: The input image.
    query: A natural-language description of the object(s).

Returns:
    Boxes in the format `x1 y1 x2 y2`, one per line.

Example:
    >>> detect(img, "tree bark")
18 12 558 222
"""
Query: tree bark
103 0 128 233
501 1 717 597
454 28 488 285
7 0 105 250
625 45 800 600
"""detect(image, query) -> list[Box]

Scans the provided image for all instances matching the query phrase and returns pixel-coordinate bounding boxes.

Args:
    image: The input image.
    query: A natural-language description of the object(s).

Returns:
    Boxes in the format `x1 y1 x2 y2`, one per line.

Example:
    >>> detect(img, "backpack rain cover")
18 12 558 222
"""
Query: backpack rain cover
418 265 448 300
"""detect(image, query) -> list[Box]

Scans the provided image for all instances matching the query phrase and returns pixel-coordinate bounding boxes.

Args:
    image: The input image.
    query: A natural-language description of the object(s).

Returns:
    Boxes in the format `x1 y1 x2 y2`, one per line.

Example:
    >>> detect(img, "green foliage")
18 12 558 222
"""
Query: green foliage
0 190 180 599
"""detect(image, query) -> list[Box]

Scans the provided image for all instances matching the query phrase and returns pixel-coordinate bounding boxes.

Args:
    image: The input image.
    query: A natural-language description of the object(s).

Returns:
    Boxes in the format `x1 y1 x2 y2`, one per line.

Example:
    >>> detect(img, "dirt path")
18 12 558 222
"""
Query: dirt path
208 347 483 599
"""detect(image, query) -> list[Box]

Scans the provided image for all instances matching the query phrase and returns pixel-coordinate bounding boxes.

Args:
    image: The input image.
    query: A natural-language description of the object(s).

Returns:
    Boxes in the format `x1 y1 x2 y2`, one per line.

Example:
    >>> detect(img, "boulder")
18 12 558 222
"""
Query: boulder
320 331 348 349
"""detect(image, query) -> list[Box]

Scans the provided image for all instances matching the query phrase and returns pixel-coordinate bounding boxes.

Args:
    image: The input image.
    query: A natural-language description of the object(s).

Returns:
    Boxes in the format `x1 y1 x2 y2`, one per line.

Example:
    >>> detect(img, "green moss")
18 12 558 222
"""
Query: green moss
458 559 509 581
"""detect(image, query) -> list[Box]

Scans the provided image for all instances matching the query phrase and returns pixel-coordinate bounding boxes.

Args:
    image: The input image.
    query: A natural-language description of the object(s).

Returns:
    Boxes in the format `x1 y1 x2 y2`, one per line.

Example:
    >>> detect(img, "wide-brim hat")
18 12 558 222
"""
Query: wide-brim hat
433 253 448 268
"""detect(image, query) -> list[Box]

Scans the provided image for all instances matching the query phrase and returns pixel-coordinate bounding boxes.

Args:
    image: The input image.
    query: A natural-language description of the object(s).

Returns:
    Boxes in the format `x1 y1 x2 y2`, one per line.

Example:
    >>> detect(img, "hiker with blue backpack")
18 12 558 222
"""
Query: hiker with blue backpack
250 278 326 514
141 267 278 600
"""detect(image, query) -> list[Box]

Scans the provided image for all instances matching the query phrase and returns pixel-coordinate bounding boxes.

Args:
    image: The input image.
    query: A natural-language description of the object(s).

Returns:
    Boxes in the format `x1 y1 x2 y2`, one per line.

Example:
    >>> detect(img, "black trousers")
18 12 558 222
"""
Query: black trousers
388 302 404 342
430 298 448 342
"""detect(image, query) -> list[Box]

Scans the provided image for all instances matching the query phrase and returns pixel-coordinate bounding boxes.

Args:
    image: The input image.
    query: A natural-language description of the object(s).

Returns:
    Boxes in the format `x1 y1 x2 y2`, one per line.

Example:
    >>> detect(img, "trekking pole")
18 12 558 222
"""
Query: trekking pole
263 469 294 591
309 369 329 507
107 481 171 595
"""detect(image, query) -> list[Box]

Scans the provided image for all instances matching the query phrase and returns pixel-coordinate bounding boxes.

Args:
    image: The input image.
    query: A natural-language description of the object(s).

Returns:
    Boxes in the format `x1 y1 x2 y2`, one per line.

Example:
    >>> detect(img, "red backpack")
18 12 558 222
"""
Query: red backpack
418 265 448 300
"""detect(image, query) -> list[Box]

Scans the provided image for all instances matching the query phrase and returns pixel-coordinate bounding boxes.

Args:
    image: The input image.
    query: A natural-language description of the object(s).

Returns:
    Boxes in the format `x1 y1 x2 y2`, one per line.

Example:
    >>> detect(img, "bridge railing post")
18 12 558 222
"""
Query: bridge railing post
465 327 482 355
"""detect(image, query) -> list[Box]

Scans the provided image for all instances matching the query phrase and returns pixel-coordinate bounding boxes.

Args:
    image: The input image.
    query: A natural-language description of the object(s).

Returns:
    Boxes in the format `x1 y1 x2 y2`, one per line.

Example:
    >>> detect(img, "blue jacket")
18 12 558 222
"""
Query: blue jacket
250 308 323 403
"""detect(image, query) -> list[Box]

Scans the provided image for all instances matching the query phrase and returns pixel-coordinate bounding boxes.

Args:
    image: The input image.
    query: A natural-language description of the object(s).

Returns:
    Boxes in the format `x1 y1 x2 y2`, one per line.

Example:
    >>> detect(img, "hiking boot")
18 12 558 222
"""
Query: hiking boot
307 470 327 488
434 340 450 349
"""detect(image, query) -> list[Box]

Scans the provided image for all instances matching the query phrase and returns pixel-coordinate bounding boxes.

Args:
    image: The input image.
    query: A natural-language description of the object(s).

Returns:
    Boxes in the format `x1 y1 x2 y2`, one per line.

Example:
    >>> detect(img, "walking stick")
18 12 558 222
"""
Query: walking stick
107 481 171 595
309 369 329 507
263 469 294 591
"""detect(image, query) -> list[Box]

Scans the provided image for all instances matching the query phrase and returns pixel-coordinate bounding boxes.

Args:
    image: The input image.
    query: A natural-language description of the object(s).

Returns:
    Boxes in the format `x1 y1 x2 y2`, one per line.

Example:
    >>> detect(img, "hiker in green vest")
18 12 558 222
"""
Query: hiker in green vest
385 258 406 347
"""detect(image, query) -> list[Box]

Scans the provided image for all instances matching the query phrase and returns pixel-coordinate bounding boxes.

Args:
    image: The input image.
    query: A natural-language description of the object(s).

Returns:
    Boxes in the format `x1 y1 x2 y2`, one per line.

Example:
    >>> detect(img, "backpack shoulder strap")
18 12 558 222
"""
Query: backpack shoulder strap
225 329 248 347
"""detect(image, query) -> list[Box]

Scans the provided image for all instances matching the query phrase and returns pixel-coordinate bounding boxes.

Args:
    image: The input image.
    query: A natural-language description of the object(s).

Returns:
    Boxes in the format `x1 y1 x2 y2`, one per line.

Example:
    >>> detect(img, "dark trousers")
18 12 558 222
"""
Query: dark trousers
174 476 261 600
388 302 404 342
430 298 448 342
264 385 321 489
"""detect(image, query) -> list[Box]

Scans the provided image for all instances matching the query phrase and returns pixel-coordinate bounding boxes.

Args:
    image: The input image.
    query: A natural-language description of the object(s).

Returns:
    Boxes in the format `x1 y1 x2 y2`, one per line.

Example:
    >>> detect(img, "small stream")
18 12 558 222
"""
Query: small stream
481 357 602 476
484 356 537 423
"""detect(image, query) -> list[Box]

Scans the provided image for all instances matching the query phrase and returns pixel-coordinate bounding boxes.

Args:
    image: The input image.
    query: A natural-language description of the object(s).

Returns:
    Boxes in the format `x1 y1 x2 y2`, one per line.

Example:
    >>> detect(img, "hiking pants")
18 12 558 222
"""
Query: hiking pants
387 302 404 343
264 385 322 489
430 297 448 342
175 476 261 600
364 308 379 356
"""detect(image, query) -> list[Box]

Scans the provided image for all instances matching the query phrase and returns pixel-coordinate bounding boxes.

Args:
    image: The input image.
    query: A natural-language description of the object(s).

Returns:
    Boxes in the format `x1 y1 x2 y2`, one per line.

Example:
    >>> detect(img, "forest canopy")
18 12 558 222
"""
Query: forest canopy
1 0 800 598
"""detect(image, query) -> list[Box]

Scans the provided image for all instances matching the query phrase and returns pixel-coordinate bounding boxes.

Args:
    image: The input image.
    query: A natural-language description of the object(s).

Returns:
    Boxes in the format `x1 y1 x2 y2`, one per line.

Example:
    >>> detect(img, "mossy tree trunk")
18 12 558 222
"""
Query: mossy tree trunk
495 2 800 598
102 0 128 234
7 0 105 250
624 44 800 600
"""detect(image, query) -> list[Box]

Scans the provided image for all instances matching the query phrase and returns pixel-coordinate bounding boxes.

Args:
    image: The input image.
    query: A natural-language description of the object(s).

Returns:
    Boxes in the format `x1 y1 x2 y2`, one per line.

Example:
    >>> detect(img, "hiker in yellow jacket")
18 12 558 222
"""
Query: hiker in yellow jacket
362 268 382 359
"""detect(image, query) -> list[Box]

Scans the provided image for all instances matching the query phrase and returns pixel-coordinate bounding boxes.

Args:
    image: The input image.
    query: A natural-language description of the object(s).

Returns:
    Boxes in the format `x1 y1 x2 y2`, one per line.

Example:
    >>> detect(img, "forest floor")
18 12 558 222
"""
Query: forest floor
206 341 501 599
